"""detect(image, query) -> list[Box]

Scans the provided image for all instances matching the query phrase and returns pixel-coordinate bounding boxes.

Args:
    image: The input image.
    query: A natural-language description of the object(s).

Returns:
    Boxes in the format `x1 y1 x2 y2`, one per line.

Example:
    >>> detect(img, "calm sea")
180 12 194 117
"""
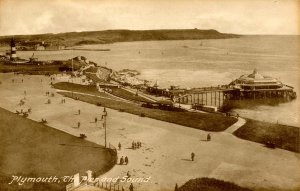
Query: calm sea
14 35 300 126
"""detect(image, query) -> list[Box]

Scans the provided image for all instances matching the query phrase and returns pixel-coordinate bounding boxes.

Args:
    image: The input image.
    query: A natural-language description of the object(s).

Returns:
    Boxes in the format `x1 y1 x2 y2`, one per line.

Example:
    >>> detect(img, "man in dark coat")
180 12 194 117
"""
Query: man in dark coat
191 152 195 161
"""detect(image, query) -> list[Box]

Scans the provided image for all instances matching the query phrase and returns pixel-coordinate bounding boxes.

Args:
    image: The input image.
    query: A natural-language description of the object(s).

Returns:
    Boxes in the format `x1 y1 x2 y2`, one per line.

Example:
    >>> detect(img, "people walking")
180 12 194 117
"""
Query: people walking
207 133 211 141
77 122 81 128
129 183 134 191
132 141 135 150
78 109 81 115
120 156 124 165
95 117 98 123
126 171 131 178
125 156 128 165
191 152 195 161
118 142 121 150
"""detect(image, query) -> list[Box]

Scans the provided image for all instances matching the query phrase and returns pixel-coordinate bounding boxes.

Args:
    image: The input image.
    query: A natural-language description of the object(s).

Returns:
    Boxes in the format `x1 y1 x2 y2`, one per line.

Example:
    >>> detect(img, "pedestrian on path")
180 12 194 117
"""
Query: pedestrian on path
77 122 81 128
191 152 195 161
95 117 98 123
129 183 134 191
120 156 124 165
78 109 81 115
126 171 131 178
207 133 211 141
118 142 121 150
125 156 128 165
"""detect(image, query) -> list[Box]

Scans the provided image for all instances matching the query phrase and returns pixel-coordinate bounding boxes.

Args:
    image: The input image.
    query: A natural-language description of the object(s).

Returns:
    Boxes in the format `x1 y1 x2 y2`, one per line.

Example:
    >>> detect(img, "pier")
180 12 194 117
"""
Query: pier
147 69 296 110
174 86 296 109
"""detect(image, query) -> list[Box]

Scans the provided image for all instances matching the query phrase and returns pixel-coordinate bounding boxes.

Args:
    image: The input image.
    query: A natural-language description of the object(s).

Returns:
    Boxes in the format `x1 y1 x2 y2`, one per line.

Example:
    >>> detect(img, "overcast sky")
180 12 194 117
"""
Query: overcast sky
0 0 299 36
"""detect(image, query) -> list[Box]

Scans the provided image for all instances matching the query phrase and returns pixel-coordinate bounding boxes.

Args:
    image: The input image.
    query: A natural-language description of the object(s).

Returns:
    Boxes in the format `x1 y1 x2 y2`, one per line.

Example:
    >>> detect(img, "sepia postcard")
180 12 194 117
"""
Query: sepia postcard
0 0 299 191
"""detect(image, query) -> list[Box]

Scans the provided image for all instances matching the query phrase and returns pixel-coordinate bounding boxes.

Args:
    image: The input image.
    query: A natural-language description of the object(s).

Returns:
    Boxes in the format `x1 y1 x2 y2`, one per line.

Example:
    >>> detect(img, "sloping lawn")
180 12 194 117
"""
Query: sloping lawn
0 107 116 191
234 119 300 153
58 92 237 132
177 177 252 191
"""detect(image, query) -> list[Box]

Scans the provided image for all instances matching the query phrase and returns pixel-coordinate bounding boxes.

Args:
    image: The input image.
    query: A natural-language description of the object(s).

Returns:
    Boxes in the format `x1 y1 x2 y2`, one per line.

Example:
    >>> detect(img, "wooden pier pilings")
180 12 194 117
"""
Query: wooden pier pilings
175 88 296 109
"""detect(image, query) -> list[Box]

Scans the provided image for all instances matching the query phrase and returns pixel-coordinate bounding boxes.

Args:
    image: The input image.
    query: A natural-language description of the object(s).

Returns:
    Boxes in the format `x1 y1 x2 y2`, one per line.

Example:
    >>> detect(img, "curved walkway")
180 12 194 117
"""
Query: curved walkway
225 117 246 134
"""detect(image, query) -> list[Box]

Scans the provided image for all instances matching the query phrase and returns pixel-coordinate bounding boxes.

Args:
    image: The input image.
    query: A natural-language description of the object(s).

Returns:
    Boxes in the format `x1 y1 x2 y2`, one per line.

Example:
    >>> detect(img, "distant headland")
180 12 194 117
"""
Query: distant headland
0 29 240 47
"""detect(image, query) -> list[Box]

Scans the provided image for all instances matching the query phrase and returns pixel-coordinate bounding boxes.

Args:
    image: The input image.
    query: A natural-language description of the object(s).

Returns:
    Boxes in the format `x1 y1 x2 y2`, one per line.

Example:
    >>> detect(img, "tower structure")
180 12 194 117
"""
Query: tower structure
10 38 17 60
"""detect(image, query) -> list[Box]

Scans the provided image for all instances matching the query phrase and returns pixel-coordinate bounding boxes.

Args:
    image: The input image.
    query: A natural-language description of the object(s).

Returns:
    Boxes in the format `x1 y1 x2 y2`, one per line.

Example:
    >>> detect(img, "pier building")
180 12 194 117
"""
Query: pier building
147 69 296 110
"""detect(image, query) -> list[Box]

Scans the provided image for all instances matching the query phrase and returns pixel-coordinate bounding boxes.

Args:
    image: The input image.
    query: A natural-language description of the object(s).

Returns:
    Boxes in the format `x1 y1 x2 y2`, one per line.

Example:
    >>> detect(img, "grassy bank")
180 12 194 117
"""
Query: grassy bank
0 107 116 191
53 82 111 98
54 82 154 103
0 62 62 75
233 119 300 153
109 87 153 103
177 177 252 191
58 91 237 132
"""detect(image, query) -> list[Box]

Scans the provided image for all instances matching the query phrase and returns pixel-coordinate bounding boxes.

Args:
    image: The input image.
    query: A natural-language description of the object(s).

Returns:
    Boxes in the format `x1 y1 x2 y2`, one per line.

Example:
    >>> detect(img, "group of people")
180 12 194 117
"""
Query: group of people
61 98 66 103
45 91 55 97
41 118 48 124
132 141 142 150
119 156 129 165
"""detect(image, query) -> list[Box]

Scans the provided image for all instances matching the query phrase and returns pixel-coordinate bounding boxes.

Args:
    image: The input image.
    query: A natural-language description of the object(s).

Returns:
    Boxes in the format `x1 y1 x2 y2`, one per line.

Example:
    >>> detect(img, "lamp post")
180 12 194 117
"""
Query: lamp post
102 107 108 148
71 55 74 98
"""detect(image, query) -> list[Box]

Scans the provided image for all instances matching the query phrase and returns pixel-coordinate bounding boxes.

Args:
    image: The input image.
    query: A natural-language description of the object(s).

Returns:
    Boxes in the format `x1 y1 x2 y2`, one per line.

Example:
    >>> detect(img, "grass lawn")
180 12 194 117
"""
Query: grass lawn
58 92 237 132
233 119 300 153
177 177 252 191
109 87 153 103
54 82 154 103
52 82 111 98
0 63 62 75
0 107 116 191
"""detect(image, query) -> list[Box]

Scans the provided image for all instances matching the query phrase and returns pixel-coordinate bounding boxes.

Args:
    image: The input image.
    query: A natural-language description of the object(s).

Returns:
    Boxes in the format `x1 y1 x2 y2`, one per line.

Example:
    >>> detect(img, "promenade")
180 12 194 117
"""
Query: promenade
0 73 299 191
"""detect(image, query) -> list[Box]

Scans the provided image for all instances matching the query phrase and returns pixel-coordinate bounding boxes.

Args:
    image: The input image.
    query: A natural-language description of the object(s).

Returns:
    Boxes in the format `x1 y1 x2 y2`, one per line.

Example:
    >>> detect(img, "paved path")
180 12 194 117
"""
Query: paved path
225 117 246 133
122 87 157 102
0 73 299 191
